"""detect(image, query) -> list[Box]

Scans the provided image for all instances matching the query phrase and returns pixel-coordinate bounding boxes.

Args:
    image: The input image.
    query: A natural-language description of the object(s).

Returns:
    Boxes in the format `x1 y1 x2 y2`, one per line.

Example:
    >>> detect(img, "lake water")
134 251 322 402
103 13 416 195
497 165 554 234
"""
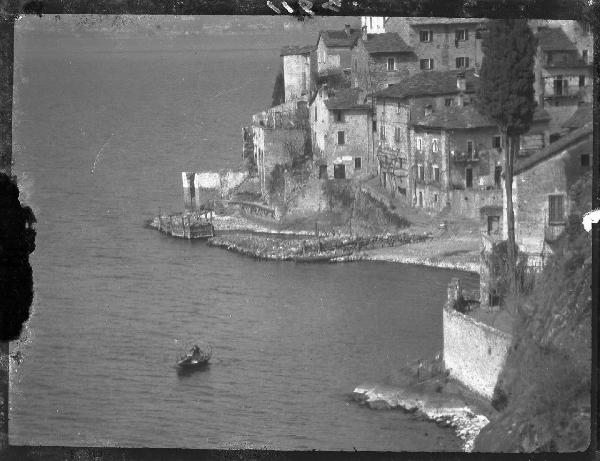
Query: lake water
9 27 478 450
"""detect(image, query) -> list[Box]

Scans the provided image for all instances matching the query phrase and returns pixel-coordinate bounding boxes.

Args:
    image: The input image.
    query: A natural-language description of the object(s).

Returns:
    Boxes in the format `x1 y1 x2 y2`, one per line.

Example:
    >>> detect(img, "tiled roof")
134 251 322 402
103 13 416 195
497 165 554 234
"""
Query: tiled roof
562 103 593 129
514 122 592 175
405 17 485 26
364 33 412 54
319 29 362 48
374 69 478 99
537 27 577 51
280 45 315 56
412 105 494 129
325 88 371 110
413 105 550 130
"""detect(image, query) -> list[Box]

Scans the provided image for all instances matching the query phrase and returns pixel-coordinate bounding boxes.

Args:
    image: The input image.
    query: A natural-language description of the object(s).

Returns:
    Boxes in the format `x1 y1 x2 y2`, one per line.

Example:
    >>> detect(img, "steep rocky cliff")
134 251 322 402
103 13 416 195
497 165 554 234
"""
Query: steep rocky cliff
474 173 593 452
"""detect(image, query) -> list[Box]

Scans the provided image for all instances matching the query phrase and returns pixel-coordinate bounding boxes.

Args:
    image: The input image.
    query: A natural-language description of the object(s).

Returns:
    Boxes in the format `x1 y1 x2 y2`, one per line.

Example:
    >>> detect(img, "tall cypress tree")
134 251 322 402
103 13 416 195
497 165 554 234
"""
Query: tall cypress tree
475 19 537 294
271 67 285 107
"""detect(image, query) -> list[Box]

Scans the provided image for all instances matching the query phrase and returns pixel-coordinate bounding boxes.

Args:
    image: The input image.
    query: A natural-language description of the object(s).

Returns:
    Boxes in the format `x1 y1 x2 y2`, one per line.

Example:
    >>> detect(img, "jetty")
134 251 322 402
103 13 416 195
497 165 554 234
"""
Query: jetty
154 210 215 239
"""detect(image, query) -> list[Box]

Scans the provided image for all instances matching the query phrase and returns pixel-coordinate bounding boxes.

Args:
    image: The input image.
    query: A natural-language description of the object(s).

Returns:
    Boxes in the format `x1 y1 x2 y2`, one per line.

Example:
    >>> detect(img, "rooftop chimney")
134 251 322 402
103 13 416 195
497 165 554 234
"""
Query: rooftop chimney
362 25 368 42
457 72 466 91
345 24 351 37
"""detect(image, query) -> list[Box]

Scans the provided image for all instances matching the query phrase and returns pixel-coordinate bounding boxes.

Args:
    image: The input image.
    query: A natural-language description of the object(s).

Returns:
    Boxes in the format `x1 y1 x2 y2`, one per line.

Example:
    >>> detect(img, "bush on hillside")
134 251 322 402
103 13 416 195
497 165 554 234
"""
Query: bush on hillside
322 179 355 210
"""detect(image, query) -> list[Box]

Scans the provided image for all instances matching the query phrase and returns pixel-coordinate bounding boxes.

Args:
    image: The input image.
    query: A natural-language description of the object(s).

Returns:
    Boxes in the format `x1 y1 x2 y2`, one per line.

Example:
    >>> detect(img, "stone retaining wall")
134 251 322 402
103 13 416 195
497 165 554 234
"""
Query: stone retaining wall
443 278 512 400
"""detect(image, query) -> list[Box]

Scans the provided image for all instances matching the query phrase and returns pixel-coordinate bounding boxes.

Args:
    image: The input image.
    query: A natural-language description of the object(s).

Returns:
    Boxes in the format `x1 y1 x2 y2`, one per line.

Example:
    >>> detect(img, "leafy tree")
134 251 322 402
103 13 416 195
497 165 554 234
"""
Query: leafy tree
475 19 537 294
271 67 285 107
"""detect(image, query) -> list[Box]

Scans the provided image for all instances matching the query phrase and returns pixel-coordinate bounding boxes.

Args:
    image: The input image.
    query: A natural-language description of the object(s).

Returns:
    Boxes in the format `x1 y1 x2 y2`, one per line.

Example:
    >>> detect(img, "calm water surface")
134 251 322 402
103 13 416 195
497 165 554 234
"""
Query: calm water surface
10 30 478 450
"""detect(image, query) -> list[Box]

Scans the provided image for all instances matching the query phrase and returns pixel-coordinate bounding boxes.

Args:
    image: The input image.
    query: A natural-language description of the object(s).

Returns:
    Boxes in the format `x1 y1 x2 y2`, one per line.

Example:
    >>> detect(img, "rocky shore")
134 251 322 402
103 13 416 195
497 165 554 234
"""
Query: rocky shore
206 232 431 262
352 383 490 452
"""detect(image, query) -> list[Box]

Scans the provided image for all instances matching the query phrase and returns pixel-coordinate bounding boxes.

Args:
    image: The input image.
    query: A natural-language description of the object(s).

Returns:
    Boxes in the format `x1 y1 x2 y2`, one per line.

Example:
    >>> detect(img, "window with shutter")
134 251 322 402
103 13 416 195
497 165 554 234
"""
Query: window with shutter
548 195 564 223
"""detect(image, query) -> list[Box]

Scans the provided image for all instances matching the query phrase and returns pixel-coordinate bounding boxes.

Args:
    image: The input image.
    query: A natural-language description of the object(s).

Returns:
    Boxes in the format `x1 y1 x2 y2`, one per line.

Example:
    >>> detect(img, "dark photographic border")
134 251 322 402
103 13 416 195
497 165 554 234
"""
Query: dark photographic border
0 0 597 459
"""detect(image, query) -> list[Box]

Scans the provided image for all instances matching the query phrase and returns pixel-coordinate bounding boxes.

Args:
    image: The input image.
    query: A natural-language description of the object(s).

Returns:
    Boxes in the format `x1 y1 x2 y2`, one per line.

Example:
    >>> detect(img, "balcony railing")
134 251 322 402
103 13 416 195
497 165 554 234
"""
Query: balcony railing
451 150 480 162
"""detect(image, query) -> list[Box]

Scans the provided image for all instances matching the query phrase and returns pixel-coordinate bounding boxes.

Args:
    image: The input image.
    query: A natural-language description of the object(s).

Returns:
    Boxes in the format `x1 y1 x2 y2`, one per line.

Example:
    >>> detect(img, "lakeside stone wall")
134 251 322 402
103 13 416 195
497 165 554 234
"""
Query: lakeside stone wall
443 279 512 401
182 170 248 211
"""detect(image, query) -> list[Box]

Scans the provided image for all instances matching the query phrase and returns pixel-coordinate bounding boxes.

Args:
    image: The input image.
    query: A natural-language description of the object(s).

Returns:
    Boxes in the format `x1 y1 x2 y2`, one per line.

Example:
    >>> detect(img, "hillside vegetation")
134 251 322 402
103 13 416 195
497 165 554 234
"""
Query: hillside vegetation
474 172 593 452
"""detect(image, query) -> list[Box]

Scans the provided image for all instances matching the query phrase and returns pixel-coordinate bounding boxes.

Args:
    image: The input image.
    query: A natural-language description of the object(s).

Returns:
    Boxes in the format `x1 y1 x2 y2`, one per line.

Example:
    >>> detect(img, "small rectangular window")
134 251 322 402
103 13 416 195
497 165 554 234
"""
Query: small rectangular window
416 137 422 151
548 195 564 223
335 110 344 122
455 29 468 41
492 135 502 149
380 125 386 141
397 101 401 113
487 215 500 235
433 165 440 182
582 49 589 63
420 30 432 42
445 98 453 106
418 164 424 180
387 58 395 71
372 120 377 132
394 126 401 143
432 139 439 153
319 164 328 179
420 59 434 70
337 131 345 145
467 140 473 154
354 157 362 169
581 153 590 167
456 57 465 68
579 75 585 87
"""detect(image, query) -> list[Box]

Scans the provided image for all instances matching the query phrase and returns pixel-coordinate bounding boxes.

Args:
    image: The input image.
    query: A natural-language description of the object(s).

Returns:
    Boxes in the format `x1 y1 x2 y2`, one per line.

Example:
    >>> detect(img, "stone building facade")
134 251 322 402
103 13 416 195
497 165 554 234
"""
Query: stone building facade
409 105 550 214
251 100 309 199
309 86 374 180
384 18 487 73
316 26 361 74
531 26 593 135
503 122 593 264
350 29 418 93
281 45 314 102
373 70 478 199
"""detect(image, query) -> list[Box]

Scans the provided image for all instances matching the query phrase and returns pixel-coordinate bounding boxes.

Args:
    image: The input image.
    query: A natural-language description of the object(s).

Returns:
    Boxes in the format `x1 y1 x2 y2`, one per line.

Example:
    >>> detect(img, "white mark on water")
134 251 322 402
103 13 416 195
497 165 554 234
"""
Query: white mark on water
582 209 600 232
90 133 114 174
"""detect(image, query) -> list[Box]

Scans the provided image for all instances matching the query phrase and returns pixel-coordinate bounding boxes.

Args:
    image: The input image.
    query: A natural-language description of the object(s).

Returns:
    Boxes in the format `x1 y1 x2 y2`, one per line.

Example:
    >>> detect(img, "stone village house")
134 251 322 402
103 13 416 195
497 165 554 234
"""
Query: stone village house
503 121 593 265
373 69 479 202
410 105 551 217
373 69 551 217
250 99 309 199
364 17 488 73
350 28 417 93
478 121 592 307
315 25 361 75
530 25 593 136
280 45 315 103
309 86 374 180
